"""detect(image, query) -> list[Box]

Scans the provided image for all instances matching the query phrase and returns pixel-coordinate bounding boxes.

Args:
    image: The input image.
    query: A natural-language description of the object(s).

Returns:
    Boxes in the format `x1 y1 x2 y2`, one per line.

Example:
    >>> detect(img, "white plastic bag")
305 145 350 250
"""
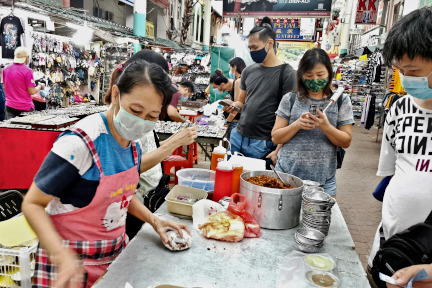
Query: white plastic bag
192 199 225 230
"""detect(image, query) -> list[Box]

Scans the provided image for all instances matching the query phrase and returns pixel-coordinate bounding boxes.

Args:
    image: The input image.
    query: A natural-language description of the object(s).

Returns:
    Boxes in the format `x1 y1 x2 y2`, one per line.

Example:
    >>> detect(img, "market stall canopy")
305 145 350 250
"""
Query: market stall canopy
154 38 184 50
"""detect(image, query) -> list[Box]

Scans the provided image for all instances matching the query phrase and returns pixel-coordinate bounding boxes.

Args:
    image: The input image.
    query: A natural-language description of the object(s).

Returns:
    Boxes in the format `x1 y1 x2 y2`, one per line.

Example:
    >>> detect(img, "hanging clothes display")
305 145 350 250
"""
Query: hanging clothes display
364 94 376 130
389 68 406 94
365 50 384 84
0 14 24 59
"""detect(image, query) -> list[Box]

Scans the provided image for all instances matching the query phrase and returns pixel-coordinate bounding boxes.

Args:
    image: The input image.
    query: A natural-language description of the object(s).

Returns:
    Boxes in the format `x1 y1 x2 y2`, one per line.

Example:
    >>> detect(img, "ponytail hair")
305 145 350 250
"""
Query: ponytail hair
248 17 277 52
209 69 229 85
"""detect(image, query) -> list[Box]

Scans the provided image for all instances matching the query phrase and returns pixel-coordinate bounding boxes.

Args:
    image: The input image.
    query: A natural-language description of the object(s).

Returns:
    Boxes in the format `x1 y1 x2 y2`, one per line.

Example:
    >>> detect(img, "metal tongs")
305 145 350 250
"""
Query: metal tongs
270 164 288 186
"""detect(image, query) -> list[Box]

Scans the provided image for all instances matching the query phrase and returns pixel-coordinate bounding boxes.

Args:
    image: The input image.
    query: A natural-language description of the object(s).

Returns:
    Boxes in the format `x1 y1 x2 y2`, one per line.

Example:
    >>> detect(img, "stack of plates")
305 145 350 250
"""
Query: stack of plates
294 227 325 253
301 188 335 236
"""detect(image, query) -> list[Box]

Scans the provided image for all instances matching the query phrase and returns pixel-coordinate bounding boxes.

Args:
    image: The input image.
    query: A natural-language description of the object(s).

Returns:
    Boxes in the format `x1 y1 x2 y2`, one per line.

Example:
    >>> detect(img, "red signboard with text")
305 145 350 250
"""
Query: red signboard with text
355 0 379 24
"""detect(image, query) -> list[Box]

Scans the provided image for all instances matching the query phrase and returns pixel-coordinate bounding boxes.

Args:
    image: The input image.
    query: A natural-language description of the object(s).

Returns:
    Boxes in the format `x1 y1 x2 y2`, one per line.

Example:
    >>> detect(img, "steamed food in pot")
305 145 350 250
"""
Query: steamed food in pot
245 175 294 189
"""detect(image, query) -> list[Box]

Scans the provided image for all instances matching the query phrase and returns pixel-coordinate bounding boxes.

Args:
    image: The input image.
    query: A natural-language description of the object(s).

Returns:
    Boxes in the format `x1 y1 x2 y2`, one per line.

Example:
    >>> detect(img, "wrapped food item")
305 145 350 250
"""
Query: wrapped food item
163 228 192 251
198 211 245 242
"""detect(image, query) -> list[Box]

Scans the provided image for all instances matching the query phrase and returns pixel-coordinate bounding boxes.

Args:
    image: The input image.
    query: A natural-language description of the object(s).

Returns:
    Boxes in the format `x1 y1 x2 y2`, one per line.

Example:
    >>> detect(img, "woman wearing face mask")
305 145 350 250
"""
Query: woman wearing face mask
271 48 354 196
209 69 231 103
177 79 195 102
210 69 239 137
22 60 192 288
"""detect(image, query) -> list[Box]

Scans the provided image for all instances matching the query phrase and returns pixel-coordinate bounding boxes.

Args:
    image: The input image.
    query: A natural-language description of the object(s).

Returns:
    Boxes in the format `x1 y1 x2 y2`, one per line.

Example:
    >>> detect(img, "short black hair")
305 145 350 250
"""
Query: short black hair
229 57 246 74
210 69 228 85
383 7 432 66
296 48 333 101
178 79 195 94
248 17 276 51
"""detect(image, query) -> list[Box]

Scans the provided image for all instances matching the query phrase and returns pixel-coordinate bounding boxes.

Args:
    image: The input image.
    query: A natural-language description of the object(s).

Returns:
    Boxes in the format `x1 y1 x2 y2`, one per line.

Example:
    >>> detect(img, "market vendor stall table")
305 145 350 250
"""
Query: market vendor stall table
95 202 371 288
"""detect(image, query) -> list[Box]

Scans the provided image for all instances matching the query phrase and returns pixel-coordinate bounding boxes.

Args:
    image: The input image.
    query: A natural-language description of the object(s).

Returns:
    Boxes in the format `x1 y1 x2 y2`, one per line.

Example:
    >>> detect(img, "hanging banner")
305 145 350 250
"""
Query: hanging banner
355 0 379 24
223 0 332 17
256 19 316 41
146 21 155 39
278 42 316 49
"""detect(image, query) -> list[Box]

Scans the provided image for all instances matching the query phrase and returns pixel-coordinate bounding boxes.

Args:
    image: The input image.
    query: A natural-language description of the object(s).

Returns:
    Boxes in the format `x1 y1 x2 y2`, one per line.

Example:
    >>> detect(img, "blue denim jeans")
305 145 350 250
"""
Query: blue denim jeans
226 121 238 140
230 128 275 159
322 175 337 196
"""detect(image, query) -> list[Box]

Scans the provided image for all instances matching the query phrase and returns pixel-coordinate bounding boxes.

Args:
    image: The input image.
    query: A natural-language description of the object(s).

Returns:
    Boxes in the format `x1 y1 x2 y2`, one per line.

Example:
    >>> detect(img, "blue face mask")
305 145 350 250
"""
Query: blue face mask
400 71 432 100
229 71 235 80
250 42 269 64
179 95 189 102
214 88 224 96
113 92 156 141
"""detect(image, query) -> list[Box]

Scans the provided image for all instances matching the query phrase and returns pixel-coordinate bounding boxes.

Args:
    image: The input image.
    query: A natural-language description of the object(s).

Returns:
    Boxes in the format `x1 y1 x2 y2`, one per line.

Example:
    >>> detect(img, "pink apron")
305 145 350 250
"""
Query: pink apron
34 127 139 287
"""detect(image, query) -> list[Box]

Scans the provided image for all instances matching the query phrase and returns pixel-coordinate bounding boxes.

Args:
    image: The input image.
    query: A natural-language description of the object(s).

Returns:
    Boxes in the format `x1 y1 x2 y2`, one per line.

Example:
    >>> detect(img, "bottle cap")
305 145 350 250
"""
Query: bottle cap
213 140 226 154
217 161 233 171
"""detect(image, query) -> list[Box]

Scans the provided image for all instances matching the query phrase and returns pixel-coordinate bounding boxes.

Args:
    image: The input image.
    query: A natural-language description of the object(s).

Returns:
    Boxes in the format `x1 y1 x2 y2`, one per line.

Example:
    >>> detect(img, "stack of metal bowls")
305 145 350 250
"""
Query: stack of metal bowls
301 187 336 236
294 227 326 253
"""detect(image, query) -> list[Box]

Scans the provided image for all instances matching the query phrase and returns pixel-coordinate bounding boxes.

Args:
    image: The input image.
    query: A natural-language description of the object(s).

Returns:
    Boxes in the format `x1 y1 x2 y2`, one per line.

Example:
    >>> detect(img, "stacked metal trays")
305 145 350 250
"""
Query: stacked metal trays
301 187 335 236
294 227 326 253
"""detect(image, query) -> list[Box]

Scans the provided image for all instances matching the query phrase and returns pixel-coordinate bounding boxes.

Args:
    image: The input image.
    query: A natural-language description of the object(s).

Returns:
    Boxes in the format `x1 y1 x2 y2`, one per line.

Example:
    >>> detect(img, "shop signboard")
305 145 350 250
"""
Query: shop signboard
355 0 379 24
146 21 155 39
223 0 332 17
278 42 316 49
256 19 316 41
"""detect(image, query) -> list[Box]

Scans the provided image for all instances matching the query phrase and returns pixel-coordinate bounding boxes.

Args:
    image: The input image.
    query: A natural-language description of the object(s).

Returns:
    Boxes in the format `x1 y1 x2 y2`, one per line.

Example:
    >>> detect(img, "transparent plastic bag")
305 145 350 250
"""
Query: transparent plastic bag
227 193 260 238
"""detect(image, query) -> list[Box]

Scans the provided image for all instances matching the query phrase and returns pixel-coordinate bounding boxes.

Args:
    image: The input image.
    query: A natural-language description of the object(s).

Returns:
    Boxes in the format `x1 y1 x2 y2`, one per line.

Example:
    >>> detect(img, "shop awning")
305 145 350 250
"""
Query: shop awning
154 38 184 50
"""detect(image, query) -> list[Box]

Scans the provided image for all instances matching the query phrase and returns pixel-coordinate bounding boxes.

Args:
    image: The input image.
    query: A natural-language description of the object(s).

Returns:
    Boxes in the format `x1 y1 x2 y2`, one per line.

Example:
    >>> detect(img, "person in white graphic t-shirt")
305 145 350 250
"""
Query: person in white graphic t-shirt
367 7 432 288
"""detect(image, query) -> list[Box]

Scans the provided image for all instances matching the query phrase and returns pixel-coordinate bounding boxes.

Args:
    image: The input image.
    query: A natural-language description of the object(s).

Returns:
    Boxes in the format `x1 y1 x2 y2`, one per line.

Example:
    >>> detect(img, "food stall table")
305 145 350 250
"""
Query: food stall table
95 202 370 288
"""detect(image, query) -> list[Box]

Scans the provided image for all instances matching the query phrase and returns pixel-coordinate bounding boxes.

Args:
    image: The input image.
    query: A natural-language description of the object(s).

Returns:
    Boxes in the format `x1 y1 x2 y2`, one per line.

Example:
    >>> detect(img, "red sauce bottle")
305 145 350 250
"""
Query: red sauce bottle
213 161 233 202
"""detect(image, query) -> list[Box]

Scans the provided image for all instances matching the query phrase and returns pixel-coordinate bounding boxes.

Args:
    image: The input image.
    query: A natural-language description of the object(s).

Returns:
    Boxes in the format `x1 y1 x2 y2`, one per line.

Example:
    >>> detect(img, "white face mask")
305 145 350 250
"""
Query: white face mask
113 92 156 141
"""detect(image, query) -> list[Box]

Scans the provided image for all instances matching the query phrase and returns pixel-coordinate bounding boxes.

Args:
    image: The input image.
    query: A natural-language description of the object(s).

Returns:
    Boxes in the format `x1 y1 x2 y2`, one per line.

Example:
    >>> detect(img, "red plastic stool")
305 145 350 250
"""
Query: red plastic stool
174 143 198 166
163 155 191 185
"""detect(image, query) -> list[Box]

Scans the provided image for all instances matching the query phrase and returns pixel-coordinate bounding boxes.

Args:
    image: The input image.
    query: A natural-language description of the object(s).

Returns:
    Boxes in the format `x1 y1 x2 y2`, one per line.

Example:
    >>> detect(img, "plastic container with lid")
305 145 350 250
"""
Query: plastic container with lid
213 161 233 202
211 140 227 171
176 168 215 191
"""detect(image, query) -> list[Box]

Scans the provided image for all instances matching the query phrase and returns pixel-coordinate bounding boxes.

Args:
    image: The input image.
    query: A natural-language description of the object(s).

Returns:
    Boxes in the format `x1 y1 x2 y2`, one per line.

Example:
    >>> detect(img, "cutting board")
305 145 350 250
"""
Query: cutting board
0 215 37 248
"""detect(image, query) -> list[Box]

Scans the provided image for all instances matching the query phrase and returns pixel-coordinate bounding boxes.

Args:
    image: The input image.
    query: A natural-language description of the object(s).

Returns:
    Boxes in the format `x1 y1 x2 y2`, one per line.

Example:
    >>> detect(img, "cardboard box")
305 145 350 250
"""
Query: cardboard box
165 185 208 216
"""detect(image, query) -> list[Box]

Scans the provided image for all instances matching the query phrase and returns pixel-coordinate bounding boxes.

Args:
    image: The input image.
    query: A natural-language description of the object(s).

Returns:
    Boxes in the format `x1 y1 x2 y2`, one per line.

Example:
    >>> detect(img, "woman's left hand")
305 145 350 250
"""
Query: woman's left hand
152 217 191 245
308 109 331 131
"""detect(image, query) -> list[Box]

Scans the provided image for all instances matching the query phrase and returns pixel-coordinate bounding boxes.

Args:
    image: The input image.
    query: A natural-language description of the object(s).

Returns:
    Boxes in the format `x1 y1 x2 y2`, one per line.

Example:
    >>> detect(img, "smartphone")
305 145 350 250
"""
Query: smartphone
309 104 323 115
220 100 240 112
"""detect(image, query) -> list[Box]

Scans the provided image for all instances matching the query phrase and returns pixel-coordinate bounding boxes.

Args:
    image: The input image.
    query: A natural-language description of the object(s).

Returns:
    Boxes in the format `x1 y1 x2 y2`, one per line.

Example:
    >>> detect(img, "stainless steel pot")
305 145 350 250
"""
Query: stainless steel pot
240 171 304 229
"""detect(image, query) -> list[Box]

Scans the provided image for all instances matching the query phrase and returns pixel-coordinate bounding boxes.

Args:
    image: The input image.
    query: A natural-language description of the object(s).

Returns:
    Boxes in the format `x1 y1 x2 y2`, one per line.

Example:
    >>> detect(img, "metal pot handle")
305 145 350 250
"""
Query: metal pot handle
258 192 262 208
278 195 283 210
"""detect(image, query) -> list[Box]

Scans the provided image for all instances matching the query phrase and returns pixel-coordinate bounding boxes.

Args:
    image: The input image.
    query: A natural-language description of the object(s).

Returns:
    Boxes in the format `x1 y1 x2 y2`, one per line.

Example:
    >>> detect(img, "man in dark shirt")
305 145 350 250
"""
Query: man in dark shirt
224 17 296 161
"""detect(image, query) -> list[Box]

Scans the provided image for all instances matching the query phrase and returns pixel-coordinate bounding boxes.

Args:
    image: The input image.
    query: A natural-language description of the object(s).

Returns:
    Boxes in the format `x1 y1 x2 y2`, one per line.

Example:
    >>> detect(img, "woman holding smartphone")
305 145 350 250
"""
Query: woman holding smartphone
271 48 354 196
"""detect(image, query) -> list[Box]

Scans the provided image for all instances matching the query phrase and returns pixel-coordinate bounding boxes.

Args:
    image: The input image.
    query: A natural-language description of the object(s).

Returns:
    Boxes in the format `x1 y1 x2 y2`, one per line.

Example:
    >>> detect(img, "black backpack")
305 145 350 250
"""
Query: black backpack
371 211 432 288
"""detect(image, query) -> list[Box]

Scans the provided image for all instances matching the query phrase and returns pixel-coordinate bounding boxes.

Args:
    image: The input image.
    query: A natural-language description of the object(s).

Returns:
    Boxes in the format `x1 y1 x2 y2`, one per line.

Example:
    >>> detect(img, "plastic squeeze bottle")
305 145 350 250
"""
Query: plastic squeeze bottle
211 140 227 171
213 161 233 202
231 163 243 195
